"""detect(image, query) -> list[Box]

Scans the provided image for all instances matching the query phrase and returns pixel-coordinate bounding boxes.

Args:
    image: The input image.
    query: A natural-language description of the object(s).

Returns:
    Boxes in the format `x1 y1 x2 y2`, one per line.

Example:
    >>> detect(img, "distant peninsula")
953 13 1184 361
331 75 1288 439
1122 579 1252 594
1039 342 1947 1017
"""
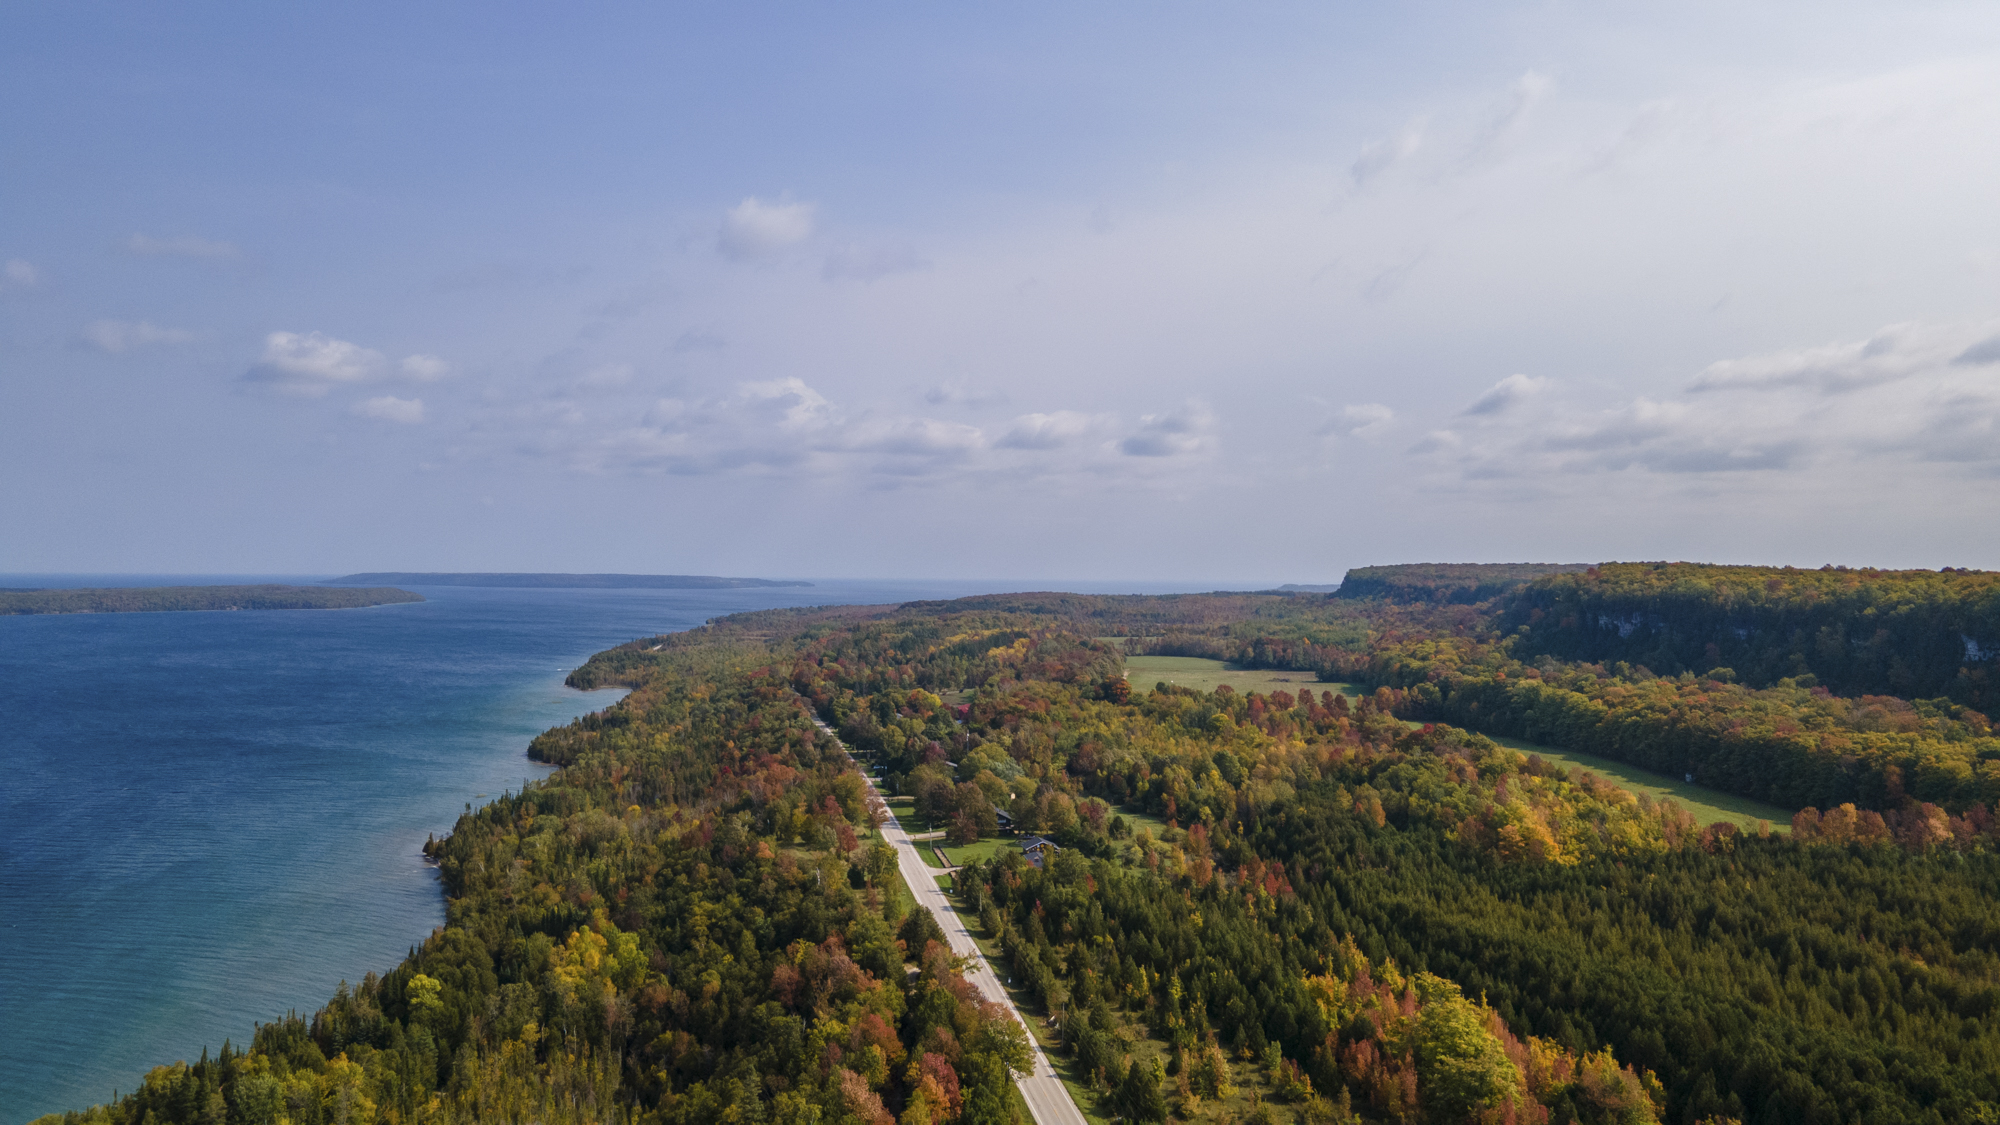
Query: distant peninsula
0 584 424 615
323 571 812 589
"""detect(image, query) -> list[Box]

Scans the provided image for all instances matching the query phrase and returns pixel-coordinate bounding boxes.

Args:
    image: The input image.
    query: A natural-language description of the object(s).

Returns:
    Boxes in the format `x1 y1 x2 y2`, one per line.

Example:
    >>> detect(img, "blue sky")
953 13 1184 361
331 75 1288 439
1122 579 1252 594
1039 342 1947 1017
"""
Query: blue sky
6 3 2000 582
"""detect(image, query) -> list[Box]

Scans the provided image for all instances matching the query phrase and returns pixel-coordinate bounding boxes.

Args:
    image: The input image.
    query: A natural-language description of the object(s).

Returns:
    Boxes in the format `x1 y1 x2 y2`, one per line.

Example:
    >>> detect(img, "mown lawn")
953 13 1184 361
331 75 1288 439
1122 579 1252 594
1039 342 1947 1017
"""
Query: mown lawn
940 835 1016 868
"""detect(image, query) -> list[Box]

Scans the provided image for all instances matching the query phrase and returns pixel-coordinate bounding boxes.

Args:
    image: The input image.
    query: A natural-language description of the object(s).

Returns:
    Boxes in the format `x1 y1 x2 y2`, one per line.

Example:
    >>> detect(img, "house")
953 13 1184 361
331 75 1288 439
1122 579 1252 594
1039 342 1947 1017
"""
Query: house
1020 835 1060 868
993 806 1014 832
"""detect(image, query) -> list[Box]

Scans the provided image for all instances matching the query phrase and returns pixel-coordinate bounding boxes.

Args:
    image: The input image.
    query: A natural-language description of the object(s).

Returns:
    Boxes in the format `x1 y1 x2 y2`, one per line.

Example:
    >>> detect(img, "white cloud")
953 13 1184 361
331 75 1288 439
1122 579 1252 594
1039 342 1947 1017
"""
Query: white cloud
3 259 38 288
1688 324 1972 395
532 371 1218 489
126 233 239 260
740 376 833 430
246 332 386 395
79 319 199 353
1464 374 1552 415
717 197 817 260
1409 429 1463 456
244 331 448 396
1120 402 1215 458
998 410 1096 450
1325 403 1394 440
836 417 987 474
356 396 425 424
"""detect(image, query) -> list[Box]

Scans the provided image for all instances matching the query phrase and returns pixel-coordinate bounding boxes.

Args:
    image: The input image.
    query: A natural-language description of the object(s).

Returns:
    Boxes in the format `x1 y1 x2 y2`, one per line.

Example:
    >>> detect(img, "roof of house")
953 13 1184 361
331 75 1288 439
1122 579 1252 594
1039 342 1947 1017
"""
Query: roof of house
1020 835 1060 852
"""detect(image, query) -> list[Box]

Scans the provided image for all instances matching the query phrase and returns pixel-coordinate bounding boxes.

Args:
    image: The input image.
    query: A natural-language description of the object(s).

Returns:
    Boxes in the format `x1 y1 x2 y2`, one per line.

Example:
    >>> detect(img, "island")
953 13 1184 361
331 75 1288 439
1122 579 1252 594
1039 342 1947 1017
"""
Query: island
323 571 812 589
0 584 424 615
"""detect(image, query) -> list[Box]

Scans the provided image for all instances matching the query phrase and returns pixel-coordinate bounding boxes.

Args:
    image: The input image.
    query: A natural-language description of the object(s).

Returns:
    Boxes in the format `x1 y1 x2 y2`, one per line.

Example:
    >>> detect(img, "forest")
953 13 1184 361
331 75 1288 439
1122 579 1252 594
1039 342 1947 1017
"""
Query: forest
772 607 2000 1122
36 565 2000 1125
1502 563 2000 704
0 585 423 614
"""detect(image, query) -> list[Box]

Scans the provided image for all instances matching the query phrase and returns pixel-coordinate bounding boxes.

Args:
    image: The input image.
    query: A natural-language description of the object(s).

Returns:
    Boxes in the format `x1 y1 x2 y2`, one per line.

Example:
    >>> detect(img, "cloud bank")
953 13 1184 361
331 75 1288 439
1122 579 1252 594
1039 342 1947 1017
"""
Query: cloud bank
1414 320 2000 487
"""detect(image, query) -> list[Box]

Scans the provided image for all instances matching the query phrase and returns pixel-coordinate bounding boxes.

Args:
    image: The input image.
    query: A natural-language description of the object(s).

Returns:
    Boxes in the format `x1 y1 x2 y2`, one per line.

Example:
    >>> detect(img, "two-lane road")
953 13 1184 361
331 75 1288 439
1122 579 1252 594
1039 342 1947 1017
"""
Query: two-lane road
815 719 1090 1125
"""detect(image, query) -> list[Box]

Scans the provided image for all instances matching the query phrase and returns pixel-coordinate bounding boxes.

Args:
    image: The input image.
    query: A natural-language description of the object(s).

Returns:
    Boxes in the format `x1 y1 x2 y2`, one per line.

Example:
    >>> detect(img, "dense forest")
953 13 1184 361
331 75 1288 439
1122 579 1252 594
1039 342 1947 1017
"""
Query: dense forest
0 585 423 614
870 567 2000 829
37 565 2000 1125
767 607 2000 1122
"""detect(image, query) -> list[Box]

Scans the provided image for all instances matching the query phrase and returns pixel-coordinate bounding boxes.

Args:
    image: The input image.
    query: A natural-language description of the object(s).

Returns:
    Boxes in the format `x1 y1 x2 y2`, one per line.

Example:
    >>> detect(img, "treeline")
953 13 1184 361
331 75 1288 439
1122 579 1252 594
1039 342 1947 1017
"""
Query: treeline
1504 563 2000 707
0 585 423 615
36 637 1028 1125
1361 634 2000 825
1334 564 1591 605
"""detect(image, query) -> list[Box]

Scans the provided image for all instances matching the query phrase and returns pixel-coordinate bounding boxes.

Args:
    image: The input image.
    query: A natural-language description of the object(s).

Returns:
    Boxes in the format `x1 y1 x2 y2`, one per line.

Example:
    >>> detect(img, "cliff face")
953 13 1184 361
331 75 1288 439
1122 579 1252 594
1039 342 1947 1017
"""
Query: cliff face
1505 563 2000 703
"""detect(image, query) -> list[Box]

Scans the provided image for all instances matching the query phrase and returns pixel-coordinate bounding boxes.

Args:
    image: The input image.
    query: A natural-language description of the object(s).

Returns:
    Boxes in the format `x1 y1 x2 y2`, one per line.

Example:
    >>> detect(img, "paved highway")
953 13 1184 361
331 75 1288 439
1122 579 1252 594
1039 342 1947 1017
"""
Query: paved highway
814 719 1091 1125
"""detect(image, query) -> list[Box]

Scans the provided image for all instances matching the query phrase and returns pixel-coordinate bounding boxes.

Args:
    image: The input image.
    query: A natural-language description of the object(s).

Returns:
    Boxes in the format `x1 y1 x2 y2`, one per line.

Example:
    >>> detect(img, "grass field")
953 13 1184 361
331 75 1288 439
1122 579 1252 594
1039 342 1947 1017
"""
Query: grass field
1124 654 1360 698
1484 733 1792 833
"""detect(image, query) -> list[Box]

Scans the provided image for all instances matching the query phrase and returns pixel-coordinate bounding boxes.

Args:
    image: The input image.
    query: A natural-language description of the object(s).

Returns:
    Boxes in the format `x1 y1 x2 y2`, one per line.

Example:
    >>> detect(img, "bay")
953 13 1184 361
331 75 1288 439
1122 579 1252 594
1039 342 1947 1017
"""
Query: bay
0 577 1213 1122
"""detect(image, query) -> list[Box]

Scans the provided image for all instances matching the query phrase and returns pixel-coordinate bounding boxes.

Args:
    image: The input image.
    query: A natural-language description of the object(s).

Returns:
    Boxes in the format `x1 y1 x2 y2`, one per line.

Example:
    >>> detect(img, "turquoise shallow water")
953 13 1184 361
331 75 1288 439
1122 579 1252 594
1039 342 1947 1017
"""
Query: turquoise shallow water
0 577 1213 1121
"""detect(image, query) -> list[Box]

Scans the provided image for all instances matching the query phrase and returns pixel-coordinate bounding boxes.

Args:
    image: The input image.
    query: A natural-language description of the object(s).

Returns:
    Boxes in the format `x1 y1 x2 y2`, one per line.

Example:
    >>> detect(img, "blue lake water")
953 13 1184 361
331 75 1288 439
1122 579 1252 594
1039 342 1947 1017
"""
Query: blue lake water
0 577 1218 1122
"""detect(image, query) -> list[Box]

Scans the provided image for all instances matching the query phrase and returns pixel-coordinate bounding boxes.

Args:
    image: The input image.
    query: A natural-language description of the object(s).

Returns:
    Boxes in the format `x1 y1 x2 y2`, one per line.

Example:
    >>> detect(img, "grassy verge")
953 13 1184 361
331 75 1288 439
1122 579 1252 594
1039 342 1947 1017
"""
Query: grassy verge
886 795 940 838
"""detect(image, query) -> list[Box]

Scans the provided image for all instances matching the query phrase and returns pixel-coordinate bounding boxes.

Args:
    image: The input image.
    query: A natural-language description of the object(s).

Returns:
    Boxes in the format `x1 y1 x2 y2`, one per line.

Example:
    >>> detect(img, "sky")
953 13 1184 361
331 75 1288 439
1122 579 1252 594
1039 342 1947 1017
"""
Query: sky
5 2 2000 584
